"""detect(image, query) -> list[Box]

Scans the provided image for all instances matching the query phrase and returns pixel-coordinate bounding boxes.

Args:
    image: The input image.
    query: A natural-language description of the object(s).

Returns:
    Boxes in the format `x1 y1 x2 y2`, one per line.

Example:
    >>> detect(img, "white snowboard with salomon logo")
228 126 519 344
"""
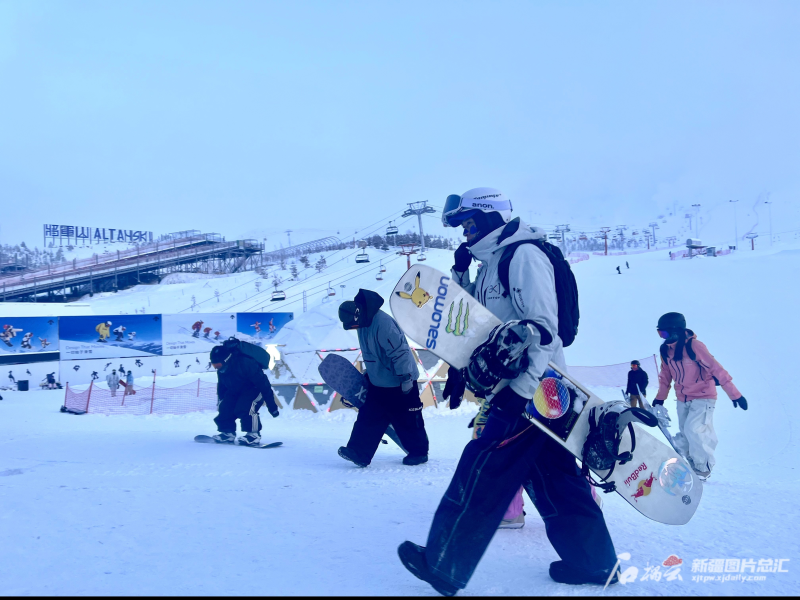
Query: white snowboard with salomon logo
390 264 702 525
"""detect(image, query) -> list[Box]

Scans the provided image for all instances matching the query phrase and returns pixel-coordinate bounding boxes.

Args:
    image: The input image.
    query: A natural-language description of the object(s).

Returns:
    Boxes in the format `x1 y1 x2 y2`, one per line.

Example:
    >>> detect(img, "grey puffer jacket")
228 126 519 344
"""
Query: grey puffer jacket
355 289 419 388
451 218 567 398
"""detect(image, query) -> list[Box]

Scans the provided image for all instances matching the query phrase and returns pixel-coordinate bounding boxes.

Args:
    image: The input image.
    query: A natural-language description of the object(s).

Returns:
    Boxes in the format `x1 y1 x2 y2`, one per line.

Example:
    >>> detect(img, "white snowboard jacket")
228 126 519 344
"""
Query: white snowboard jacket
451 219 567 398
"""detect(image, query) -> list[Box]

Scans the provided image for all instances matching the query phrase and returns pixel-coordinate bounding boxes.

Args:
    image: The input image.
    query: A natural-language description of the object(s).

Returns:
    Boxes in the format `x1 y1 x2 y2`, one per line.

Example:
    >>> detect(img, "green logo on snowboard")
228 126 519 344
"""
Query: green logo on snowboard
445 299 469 336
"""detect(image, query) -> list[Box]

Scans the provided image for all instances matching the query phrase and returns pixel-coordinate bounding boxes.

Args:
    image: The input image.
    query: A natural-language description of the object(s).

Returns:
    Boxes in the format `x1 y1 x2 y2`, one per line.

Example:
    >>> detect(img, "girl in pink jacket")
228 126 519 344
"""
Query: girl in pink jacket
653 312 747 479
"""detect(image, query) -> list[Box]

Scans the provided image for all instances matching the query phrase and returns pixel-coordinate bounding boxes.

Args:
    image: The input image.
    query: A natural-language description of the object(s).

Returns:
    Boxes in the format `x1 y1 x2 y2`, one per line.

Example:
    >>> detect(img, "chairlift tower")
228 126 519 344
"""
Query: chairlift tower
598 227 611 255
402 201 436 252
649 222 659 244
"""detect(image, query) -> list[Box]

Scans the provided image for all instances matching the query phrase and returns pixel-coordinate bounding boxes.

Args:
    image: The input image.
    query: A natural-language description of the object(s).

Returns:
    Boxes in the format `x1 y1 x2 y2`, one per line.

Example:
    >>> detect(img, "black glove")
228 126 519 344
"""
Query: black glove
652 399 665 406
732 396 748 410
443 367 466 410
453 242 472 272
269 407 280 418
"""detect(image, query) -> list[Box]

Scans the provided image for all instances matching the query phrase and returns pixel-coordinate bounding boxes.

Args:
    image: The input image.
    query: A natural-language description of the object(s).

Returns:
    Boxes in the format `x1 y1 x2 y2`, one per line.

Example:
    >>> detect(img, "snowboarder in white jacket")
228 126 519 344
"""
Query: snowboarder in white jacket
106 369 120 397
399 188 617 595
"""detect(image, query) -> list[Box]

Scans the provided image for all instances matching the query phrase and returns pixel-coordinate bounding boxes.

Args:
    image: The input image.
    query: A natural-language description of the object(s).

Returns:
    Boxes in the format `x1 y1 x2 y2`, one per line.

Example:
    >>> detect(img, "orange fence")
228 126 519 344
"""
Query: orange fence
63 355 662 416
64 377 218 415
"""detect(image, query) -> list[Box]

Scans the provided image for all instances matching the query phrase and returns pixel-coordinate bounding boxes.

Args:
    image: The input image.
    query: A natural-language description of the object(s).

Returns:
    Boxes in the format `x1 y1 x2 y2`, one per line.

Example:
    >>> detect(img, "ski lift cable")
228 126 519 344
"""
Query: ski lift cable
182 214 415 314
227 253 406 312
219 215 418 311
232 254 406 313
227 252 407 313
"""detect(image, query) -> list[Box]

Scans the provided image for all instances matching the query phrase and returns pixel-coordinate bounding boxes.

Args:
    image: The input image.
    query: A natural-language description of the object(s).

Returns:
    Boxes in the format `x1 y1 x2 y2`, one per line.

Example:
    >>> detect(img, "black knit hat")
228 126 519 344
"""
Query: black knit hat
338 301 361 330
210 344 233 364
657 312 686 331
631 360 640 366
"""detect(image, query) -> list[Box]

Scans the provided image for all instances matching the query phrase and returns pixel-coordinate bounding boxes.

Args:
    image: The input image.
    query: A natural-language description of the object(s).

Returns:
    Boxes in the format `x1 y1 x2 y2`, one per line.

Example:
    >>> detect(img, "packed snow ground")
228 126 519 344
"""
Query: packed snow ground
2 239 800 595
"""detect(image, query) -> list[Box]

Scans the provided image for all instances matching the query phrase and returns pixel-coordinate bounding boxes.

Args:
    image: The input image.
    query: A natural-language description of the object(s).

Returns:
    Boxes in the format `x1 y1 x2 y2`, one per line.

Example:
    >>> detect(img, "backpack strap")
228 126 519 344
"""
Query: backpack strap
497 241 553 346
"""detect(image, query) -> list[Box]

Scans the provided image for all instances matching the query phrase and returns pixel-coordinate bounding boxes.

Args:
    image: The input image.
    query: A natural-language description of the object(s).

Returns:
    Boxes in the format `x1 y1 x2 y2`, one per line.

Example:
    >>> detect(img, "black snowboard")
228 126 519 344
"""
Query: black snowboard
194 435 283 449
318 353 408 454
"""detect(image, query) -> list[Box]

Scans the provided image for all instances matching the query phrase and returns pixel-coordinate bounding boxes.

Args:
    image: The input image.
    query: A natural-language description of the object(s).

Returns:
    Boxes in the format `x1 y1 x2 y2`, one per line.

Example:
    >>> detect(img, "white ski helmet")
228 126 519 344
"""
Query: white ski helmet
441 187 513 227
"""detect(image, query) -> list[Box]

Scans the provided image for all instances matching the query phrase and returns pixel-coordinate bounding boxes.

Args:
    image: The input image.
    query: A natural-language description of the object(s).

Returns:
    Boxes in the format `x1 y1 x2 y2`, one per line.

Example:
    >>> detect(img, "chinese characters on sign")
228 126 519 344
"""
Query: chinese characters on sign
43 224 153 246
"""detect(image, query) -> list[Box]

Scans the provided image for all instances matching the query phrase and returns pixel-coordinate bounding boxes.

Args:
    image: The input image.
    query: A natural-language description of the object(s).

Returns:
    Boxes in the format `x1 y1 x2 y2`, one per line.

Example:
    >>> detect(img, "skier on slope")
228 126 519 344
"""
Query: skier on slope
209 339 280 446
203 327 213 339
652 312 747 480
191 321 203 338
399 188 618 595
337 289 430 467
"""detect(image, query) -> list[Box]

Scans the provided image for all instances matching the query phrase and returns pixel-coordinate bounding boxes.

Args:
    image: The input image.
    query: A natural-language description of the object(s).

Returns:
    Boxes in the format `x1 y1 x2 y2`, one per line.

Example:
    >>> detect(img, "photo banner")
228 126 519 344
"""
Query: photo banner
161 313 237 356
235 312 294 344
61 355 162 387
59 315 163 359
0 316 60 364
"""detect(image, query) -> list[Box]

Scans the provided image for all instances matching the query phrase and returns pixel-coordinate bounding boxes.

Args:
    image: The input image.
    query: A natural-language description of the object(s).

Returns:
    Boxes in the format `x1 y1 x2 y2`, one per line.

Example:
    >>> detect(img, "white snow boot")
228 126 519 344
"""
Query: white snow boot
237 432 261 446
212 432 236 444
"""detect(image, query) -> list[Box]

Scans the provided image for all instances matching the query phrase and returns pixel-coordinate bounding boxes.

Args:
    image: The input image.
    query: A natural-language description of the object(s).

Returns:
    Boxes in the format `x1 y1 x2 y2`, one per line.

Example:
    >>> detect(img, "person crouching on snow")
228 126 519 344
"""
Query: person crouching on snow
337 289 429 467
209 340 280 446
652 312 748 480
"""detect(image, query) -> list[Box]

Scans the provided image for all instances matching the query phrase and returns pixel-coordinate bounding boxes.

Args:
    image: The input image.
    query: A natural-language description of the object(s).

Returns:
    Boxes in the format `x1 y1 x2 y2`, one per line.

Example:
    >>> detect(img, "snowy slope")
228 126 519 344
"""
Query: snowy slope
1 237 799 595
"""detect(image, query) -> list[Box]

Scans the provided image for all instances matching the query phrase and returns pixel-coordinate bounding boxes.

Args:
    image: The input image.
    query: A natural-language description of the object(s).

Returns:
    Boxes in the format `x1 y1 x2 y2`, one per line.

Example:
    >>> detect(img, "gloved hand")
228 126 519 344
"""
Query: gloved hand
732 396 748 410
269 408 280 418
652 399 665 406
401 379 417 395
453 242 472 272
651 403 671 428
443 367 466 410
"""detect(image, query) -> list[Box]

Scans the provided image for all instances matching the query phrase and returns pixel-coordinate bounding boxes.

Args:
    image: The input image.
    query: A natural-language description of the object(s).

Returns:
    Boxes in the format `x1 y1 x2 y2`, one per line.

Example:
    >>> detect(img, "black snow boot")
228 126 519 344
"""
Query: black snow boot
398 541 459 597
549 561 618 586
338 446 368 468
402 454 428 466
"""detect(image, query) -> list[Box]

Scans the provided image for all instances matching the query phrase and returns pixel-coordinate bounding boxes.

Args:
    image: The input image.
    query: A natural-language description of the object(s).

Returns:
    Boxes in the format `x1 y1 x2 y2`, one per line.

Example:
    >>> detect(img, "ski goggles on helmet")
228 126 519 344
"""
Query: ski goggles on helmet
657 329 673 340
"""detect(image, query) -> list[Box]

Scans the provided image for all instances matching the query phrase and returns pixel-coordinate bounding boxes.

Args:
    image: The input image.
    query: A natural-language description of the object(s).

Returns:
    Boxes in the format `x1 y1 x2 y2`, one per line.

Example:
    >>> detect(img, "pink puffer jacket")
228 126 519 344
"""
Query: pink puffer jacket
655 332 741 402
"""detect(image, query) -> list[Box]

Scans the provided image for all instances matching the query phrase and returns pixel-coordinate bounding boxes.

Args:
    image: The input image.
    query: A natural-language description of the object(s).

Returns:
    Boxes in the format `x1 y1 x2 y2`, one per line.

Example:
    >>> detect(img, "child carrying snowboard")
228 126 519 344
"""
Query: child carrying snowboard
652 312 748 479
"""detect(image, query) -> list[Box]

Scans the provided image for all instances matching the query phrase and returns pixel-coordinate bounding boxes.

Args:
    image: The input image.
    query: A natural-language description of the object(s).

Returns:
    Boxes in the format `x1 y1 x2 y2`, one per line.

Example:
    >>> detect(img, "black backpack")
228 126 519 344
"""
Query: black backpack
222 337 272 371
581 402 658 493
498 239 580 347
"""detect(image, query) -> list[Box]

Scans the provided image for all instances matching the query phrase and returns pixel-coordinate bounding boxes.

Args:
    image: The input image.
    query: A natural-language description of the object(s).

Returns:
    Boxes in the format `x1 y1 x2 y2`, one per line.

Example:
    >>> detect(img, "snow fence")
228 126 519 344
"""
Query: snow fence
62 353 661 416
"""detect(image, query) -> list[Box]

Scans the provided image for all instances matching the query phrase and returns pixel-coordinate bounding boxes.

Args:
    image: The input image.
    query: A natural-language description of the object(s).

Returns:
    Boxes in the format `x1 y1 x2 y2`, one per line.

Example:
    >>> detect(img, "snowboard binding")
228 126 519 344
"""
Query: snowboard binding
581 401 658 493
465 320 538 397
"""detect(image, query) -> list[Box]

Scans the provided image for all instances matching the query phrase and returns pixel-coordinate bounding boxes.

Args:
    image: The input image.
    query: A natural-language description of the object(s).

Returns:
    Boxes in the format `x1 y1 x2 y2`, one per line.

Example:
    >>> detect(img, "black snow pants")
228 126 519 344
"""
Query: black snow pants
346 381 429 464
424 416 617 589
214 393 266 435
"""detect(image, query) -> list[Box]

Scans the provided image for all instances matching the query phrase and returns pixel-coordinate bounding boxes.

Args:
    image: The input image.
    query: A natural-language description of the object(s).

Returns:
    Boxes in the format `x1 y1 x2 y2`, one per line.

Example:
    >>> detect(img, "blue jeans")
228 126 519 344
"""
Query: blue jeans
424 417 617 589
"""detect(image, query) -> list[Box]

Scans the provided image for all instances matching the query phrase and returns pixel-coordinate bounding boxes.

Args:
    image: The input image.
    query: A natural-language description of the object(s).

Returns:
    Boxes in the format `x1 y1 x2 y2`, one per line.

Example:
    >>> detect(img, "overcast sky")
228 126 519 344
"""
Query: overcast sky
2 0 799 247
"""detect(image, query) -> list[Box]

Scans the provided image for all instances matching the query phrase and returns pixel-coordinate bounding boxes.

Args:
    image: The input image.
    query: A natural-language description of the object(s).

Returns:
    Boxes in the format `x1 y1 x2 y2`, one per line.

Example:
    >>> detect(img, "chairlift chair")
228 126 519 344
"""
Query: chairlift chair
386 222 399 236
379 260 386 273
376 272 383 281
327 282 336 296
418 252 427 262
271 291 286 301
355 252 370 263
